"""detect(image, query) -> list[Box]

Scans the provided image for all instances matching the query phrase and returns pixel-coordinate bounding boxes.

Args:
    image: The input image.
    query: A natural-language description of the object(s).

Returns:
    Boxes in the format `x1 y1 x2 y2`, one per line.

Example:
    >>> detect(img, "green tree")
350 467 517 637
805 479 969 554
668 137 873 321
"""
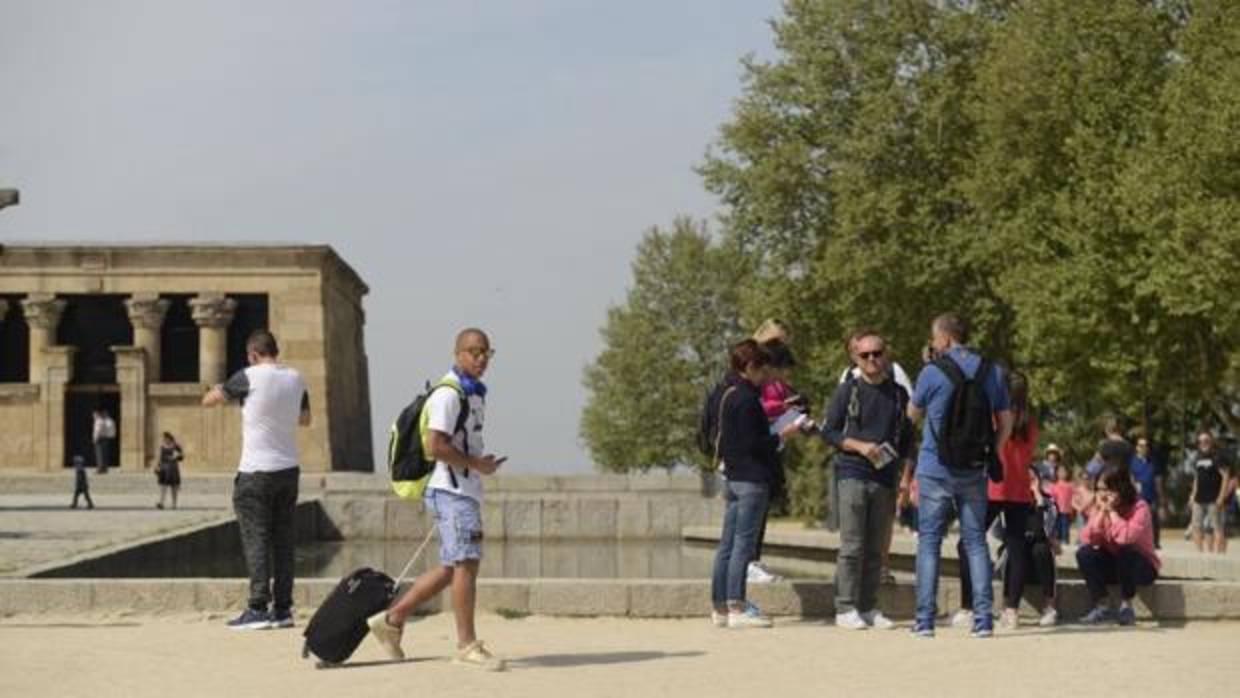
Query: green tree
579 218 748 471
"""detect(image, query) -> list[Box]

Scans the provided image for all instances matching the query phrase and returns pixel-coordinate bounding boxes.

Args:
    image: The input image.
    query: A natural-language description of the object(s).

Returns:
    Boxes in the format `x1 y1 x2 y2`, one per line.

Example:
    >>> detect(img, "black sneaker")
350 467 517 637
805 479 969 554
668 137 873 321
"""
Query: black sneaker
226 608 272 630
270 608 295 629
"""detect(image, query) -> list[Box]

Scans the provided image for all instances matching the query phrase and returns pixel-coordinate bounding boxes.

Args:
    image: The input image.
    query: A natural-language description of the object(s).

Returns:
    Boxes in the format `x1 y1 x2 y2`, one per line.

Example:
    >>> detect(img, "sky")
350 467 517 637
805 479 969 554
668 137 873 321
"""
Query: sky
0 0 781 473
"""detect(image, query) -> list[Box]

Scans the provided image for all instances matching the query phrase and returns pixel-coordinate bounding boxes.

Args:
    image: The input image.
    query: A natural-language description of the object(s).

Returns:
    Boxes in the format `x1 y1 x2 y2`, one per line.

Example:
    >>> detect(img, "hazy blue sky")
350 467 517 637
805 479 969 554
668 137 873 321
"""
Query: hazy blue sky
0 0 780 473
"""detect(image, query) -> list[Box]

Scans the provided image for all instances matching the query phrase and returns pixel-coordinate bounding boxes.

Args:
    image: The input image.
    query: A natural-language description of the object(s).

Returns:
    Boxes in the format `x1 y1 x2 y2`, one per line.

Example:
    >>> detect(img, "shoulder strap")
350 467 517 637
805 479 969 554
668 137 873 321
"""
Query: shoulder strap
427 380 472 484
712 386 738 466
843 374 861 438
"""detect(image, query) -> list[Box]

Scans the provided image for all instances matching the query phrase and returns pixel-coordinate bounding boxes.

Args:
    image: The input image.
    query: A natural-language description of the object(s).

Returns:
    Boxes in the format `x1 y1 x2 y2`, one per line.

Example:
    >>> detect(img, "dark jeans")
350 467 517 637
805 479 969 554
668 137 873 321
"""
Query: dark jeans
835 478 896 614
917 472 991 626
233 467 300 611
71 486 94 508
1076 545 1156 603
711 480 770 606
93 439 114 473
1055 513 1072 544
961 503 1057 609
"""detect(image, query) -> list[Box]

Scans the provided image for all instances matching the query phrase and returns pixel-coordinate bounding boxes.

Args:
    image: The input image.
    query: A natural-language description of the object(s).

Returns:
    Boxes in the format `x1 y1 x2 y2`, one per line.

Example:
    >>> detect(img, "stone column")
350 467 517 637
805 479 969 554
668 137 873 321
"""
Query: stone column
124 293 171 381
112 347 147 471
190 294 236 385
37 347 75 470
21 293 67 382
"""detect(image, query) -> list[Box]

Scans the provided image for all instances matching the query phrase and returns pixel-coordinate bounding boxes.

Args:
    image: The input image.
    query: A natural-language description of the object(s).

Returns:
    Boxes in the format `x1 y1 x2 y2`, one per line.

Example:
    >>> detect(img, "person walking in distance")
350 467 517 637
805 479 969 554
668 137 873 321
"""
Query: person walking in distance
203 330 311 631
367 329 507 670
92 409 117 474
906 314 1013 639
1188 429 1232 554
70 455 94 509
820 329 913 631
156 432 184 510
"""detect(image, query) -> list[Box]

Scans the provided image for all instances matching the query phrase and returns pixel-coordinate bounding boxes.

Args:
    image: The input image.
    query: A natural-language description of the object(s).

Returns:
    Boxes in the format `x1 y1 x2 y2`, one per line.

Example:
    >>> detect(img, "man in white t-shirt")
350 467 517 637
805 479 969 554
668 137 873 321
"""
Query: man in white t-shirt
91 409 117 474
203 329 310 631
368 328 506 671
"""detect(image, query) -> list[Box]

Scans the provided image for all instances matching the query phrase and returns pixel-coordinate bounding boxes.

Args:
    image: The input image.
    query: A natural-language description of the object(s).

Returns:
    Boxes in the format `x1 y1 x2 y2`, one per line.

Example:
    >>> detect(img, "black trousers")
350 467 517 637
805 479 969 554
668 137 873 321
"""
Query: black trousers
233 467 299 611
72 486 94 508
960 503 1054 609
1076 545 1157 603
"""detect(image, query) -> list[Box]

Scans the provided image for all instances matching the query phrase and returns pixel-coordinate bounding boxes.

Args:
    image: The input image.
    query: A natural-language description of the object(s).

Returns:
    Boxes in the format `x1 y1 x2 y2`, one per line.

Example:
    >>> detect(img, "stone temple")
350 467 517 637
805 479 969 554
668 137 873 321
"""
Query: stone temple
0 244 372 472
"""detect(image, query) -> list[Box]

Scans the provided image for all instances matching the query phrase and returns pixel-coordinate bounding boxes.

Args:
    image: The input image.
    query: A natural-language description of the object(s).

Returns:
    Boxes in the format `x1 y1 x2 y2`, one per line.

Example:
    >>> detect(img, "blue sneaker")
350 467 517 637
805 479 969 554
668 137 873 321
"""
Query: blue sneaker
970 616 994 638
226 607 271 631
910 620 935 638
270 608 295 629
744 601 763 617
1116 606 1136 627
1079 606 1115 626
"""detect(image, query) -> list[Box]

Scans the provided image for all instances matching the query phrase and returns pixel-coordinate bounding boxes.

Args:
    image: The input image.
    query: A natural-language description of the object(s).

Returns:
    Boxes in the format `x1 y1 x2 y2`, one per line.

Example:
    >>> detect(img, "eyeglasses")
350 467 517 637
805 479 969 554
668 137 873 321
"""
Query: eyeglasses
462 347 496 360
857 350 885 360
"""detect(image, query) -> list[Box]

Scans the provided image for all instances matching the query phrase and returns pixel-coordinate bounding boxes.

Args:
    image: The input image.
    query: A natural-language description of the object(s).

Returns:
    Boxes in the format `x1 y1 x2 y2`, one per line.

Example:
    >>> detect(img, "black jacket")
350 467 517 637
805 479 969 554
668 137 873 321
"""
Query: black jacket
716 373 781 484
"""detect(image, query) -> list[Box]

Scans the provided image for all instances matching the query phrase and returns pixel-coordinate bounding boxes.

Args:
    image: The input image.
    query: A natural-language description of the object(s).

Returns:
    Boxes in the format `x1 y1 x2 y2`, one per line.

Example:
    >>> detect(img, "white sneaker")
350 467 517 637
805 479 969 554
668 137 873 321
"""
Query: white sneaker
747 561 780 583
727 609 773 629
835 609 869 630
711 610 727 628
861 610 895 630
999 608 1019 630
1038 607 1058 627
366 611 405 661
950 609 974 628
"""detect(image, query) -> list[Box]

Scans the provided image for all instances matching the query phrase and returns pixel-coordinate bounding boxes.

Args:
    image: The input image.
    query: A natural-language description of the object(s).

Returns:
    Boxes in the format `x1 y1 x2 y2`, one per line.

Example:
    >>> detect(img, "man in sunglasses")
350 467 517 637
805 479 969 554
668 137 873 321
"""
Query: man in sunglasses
821 329 914 631
906 313 1012 638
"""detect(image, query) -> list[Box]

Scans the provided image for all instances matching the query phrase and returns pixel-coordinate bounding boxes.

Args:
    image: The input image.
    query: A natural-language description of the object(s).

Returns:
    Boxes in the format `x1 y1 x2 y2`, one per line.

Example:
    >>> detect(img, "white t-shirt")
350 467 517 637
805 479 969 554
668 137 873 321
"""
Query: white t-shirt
840 361 914 396
223 363 309 473
424 372 486 502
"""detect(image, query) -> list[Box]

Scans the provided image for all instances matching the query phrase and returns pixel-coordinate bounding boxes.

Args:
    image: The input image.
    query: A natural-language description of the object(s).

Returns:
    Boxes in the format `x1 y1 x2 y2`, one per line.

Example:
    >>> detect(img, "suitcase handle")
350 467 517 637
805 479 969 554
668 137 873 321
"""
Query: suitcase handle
393 527 436 589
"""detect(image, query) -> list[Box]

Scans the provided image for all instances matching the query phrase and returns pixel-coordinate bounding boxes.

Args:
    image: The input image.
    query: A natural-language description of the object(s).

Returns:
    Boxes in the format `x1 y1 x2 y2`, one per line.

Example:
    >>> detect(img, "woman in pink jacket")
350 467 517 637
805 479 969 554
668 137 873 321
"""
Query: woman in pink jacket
1075 464 1160 626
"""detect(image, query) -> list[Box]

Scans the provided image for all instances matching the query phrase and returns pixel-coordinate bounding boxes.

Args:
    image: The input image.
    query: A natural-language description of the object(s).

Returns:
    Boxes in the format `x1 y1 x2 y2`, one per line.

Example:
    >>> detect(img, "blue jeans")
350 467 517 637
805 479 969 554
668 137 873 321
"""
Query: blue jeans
711 480 770 606
915 472 991 627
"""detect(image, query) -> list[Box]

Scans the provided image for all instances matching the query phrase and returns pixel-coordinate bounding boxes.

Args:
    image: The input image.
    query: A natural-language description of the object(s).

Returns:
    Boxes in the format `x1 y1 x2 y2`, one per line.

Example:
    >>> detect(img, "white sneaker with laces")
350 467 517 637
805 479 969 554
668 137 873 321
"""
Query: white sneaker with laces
727 609 773 629
366 611 405 661
835 609 869 630
746 561 780 583
1038 607 1058 627
999 608 1019 630
950 609 974 628
711 610 727 628
861 610 895 630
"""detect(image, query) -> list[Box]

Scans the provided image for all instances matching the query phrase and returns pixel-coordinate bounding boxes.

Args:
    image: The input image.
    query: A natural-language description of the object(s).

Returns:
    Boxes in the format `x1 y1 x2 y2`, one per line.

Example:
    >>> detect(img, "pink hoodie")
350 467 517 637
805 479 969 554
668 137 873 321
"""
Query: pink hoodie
760 380 794 421
1080 499 1160 572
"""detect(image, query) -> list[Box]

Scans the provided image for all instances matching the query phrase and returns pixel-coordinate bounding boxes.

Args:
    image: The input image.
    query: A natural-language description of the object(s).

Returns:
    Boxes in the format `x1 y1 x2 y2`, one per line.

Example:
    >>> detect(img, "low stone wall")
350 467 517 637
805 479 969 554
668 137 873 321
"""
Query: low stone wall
4 577 1239 621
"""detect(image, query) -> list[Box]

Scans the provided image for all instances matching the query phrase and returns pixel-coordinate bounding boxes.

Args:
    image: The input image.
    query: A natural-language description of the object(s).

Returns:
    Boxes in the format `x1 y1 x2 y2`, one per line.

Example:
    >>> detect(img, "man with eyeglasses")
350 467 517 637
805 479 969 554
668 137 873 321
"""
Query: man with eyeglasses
821 329 914 630
1188 429 1232 554
368 328 507 671
906 314 1012 638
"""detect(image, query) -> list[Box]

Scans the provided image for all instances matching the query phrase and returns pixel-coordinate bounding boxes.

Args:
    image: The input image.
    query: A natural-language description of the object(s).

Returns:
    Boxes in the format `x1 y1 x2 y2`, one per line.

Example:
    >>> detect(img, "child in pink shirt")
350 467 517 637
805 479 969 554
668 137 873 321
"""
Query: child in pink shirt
1075 464 1160 626
1051 464 1075 544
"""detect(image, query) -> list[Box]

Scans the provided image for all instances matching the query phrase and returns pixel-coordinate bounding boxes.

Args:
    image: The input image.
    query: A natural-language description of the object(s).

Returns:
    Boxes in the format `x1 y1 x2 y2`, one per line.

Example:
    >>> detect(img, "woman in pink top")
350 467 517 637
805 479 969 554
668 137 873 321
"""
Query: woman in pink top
1075 464 1160 626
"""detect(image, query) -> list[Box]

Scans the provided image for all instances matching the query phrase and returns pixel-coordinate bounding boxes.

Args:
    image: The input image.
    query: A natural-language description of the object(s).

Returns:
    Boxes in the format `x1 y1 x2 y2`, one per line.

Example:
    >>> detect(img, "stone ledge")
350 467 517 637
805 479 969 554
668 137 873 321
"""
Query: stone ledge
684 525 1240 583
3 578 1238 620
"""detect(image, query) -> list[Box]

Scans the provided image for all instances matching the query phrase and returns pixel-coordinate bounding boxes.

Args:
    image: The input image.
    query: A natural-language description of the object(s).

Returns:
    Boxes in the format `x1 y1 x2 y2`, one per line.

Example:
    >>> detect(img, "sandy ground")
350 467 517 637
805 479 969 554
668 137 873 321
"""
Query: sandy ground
1 612 1235 698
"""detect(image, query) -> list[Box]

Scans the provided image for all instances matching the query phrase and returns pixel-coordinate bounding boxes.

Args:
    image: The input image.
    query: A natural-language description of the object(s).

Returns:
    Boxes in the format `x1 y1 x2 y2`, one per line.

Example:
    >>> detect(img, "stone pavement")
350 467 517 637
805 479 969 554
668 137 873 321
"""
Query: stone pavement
0 612 1235 698
0 493 233 577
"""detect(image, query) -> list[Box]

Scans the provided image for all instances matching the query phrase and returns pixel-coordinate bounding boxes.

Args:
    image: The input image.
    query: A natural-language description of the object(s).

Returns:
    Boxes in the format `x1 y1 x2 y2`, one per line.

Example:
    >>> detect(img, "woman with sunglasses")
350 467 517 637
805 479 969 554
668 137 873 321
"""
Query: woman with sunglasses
1075 463 1160 626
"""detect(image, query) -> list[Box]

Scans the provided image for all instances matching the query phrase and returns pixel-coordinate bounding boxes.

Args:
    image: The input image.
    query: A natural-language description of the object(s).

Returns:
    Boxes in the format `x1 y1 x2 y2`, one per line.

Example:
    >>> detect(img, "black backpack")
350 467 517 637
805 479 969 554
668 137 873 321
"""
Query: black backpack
932 356 1002 482
387 380 470 499
695 380 736 460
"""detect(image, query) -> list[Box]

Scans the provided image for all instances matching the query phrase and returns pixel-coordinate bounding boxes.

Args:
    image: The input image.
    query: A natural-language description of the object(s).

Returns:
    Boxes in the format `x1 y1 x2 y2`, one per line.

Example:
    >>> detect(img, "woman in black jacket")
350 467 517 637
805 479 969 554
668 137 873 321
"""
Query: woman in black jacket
710 339 802 629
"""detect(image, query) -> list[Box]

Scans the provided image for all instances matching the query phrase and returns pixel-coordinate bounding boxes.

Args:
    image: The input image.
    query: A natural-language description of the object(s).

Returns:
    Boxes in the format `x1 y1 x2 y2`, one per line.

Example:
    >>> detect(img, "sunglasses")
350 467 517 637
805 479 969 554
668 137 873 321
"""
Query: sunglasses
857 350 885 360
462 347 496 360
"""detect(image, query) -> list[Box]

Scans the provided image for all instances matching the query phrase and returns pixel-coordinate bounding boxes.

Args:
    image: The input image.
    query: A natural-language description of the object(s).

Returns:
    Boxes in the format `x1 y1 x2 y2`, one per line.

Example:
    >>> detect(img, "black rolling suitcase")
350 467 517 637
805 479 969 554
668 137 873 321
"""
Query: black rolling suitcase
302 530 434 666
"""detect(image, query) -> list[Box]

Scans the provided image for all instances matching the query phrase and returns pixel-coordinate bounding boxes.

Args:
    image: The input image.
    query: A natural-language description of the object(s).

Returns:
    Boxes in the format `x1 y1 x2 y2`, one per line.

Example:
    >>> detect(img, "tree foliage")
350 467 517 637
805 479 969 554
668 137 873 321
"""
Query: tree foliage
582 0 1240 482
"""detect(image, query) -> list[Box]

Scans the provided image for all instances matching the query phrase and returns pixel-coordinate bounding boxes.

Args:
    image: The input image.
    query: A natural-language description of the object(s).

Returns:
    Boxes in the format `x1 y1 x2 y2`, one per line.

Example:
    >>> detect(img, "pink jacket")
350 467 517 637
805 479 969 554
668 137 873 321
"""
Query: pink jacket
1080 499 1160 572
760 380 793 421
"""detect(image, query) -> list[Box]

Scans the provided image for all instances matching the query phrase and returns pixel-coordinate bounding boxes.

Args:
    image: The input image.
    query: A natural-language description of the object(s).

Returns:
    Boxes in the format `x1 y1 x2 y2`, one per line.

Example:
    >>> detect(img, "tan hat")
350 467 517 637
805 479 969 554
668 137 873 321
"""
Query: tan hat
1045 444 1063 456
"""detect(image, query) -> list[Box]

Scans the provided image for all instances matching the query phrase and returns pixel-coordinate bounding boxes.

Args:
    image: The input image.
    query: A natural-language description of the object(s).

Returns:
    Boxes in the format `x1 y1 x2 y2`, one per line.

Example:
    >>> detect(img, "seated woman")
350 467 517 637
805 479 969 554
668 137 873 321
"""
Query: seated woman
709 339 802 629
1075 464 1160 626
